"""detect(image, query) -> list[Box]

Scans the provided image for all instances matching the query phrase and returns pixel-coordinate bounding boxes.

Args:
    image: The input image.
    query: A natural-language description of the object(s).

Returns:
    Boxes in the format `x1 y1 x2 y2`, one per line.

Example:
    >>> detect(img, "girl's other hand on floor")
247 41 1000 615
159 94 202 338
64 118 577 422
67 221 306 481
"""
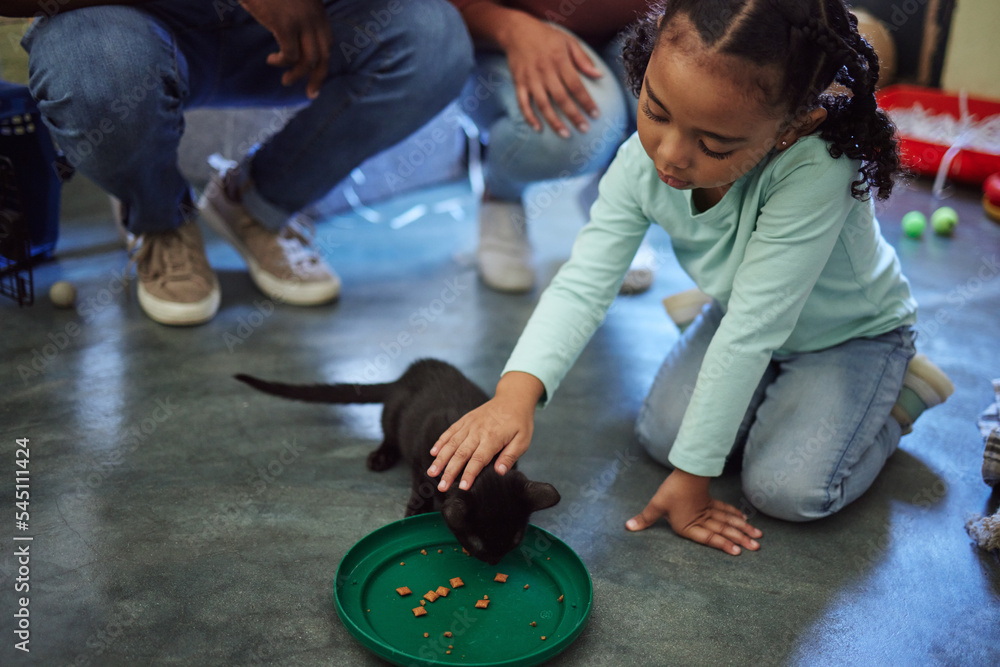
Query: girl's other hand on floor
626 468 763 555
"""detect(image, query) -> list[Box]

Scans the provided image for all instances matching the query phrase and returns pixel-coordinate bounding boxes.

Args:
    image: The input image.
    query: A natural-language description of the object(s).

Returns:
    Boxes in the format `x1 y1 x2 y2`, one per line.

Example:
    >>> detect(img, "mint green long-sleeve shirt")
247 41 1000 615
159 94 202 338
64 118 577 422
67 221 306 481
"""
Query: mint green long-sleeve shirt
503 133 917 477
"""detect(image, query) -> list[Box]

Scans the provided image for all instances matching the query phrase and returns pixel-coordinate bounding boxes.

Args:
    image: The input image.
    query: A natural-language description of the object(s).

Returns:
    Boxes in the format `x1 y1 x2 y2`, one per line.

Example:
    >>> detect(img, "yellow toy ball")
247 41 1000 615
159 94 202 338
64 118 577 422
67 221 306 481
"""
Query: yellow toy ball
931 206 958 236
49 281 77 308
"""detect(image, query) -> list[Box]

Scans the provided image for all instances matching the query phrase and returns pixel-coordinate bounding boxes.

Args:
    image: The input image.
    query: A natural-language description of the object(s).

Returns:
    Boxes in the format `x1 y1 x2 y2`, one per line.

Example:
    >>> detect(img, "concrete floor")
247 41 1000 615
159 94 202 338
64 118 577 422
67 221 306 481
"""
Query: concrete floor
1 170 998 666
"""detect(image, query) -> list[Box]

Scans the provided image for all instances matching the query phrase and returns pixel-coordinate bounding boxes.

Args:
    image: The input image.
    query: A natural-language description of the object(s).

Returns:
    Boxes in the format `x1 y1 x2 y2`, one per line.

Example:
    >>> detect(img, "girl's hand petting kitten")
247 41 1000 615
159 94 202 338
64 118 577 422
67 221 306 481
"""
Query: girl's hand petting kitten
428 371 544 492
626 469 763 555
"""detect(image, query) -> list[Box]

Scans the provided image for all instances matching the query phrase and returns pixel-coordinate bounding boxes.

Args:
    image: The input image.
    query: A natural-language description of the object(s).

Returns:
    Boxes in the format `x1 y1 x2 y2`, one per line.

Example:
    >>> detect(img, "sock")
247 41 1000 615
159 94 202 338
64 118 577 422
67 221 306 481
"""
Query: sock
891 354 954 435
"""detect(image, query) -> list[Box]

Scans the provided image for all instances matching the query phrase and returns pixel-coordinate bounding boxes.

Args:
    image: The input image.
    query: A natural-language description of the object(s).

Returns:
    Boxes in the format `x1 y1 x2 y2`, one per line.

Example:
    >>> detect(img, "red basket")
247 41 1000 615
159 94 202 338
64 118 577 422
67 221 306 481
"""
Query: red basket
876 85 1000 186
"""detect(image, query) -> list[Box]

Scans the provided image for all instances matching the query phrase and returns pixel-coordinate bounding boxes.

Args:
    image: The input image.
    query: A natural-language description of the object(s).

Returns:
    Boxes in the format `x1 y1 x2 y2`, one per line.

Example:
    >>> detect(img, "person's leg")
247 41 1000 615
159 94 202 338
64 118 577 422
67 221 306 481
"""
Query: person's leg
23 6 192 235
635 301 776 466
463 29 629 292
23 6 220 325
194 0 473 304
740 327 916 522
229 0 474 225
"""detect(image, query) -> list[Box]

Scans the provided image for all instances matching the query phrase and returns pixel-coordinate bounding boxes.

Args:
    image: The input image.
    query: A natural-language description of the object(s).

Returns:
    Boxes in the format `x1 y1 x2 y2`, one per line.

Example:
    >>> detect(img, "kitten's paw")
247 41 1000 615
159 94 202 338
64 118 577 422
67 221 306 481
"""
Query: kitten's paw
366 448 399 471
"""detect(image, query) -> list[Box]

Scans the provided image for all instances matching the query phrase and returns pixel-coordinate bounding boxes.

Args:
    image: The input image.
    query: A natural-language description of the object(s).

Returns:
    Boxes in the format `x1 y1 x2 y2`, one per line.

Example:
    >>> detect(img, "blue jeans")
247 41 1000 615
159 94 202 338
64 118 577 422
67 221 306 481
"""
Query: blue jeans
635 301 916 522
22 0 473 234
460 30 633 201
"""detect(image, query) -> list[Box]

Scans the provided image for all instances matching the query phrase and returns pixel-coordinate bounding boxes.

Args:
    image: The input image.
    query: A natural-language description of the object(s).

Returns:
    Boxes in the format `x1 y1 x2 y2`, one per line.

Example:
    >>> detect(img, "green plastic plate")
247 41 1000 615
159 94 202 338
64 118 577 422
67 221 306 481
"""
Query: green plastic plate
334 513 592 666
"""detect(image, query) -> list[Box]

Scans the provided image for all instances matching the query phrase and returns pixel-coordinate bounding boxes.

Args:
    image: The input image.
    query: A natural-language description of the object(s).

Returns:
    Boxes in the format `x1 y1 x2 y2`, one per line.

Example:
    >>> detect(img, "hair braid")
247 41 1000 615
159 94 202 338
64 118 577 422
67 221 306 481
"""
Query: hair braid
619 0 901 200
814 1 899 200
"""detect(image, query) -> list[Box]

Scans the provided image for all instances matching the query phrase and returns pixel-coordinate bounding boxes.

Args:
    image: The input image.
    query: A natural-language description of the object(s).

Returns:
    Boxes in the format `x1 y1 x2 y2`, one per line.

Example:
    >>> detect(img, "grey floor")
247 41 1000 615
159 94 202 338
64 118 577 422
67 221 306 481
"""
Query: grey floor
1 170 998 666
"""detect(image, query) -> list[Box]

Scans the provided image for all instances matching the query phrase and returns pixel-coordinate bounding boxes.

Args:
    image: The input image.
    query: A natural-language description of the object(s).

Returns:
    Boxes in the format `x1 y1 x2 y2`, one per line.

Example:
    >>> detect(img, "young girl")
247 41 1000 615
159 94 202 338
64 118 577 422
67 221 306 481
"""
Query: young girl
428 0 954 555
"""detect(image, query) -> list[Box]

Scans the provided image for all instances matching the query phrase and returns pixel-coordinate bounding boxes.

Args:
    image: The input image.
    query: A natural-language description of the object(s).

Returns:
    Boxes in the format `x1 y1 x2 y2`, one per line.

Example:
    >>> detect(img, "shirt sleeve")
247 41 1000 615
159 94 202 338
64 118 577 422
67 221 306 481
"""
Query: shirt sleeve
502 143 652 402
667 144 860 477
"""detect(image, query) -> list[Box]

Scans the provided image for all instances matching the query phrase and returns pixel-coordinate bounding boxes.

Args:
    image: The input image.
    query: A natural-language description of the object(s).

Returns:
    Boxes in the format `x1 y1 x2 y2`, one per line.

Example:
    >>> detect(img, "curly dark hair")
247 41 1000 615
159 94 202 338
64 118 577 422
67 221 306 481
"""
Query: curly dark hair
622 0 900 200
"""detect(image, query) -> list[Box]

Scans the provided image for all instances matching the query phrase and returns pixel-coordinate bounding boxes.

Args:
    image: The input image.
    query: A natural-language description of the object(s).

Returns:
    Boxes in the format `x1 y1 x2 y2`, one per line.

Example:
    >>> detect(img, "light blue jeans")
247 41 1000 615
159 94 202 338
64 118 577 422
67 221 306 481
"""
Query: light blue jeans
635 301 916 522
460 31 634 201
22 0 473 234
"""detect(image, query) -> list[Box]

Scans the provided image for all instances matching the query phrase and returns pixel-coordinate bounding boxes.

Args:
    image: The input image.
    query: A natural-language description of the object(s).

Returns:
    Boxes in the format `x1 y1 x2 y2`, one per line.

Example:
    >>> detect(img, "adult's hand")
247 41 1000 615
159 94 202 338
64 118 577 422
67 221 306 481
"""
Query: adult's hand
460 5 602 138
240 0 331 99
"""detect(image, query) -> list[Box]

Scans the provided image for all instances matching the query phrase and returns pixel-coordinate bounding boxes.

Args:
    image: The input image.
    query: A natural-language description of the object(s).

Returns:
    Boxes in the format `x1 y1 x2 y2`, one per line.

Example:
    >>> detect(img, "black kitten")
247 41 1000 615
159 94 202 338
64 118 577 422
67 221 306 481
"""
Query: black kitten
234 359 560 565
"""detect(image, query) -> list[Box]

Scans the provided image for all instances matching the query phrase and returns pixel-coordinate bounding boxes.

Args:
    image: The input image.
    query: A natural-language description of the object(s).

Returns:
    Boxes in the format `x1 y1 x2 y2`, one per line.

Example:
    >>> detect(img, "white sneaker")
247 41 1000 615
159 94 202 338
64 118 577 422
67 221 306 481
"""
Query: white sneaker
476 200 535 293
199 171 340 306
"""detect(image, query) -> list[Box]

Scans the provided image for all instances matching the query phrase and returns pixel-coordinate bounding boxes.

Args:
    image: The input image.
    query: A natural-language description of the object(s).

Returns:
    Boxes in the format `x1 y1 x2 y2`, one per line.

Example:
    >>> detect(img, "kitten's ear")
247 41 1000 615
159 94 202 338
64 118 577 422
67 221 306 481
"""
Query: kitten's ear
442 496 470 528
525 481 560 511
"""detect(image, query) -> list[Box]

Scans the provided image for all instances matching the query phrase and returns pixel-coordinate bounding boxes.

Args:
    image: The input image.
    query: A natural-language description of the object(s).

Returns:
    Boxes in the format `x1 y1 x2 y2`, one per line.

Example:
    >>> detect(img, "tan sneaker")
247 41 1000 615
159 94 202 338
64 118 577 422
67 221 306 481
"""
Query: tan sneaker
199 174 340 306
662 287 713 330
130 220 221 326
477 200 535 293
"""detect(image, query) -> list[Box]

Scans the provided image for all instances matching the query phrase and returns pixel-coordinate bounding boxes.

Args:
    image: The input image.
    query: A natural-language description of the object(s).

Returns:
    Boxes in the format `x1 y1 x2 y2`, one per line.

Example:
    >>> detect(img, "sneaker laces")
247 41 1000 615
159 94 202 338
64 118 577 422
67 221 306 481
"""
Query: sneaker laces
278 216 324 268
127 224 202 286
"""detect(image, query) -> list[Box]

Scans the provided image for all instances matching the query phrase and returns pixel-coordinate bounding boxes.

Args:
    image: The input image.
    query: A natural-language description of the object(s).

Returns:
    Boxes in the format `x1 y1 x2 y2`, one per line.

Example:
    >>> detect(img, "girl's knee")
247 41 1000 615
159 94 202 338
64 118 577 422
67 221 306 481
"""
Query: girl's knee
635 404 679 468
741 466 833 522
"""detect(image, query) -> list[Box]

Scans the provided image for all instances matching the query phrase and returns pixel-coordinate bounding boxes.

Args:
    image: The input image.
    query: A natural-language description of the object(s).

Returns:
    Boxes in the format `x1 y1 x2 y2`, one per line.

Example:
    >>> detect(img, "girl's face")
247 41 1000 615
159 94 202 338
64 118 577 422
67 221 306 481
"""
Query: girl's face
636 30 790 196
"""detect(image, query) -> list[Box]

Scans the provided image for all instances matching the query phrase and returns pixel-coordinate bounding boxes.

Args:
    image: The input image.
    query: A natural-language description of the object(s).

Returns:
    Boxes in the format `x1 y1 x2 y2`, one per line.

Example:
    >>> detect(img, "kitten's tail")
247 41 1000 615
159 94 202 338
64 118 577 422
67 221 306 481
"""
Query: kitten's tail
233 374 392 404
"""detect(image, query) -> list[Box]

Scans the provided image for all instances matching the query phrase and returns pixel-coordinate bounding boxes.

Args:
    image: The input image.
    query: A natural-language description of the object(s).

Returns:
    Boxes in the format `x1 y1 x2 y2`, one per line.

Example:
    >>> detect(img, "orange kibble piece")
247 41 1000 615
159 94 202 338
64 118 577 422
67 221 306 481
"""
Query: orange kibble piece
420 600 426 606
494 573 508 583
446 651 452 655
437 549 443 554
448 645 454 649
523 584 529 590
443 631 453 638
462 548 469 555
436 586 450 597
423 632 429 638
449 577 464 588
424 591 440 603
400 562 405 566
475 599 489 609
483 595 488 600
541 636 547 641
396 587 412 597
412 607 427 617
557 595 564 602
529 621 537 627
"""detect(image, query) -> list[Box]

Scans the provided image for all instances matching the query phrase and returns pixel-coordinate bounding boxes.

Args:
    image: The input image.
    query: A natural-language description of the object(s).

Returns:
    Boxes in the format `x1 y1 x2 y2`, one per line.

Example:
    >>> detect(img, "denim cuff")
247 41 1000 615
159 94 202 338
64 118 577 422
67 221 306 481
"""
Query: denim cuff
233 151 291 232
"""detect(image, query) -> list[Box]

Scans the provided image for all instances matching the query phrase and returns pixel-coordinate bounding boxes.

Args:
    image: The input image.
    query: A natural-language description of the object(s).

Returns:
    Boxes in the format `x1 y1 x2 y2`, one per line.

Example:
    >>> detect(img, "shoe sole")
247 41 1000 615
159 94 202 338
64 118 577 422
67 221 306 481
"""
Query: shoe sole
199 195 340 306
137 281 220 326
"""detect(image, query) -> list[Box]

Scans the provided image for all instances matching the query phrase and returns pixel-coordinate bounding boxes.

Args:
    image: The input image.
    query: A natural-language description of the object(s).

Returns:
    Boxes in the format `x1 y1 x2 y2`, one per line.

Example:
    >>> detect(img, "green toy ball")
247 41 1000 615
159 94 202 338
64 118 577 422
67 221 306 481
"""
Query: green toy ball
931 206 958 235
901 211 926 238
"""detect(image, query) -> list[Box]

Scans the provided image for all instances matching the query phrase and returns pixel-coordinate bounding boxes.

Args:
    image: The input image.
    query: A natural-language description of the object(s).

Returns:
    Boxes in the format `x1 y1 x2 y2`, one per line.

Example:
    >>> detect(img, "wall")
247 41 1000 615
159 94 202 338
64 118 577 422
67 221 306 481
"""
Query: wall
940 0 1000 98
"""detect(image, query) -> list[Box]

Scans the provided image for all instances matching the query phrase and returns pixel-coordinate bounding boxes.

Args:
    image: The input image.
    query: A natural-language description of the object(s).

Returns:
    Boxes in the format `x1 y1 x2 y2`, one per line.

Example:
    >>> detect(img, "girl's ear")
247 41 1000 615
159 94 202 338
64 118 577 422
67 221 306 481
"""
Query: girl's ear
775 107 828 151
